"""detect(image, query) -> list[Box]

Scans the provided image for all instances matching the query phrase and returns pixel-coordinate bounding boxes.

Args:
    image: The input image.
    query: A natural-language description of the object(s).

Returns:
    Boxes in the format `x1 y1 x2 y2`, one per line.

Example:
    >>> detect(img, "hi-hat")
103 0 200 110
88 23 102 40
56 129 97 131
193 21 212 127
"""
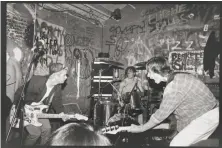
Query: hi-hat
100 59 124 67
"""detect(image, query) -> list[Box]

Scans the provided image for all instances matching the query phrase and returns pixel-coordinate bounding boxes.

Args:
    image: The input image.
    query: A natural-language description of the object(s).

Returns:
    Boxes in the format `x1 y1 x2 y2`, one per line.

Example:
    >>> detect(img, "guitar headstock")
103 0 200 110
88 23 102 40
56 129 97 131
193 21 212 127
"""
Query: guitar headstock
59 113 88 121
101 125 129 135
73 113 88 121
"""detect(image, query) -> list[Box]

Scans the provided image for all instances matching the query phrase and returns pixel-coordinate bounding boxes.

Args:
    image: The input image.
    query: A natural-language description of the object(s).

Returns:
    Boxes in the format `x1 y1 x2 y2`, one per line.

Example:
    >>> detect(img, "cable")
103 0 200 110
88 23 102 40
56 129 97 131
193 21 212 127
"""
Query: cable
7 74 11 82
37 4 98 25
7 81 16 86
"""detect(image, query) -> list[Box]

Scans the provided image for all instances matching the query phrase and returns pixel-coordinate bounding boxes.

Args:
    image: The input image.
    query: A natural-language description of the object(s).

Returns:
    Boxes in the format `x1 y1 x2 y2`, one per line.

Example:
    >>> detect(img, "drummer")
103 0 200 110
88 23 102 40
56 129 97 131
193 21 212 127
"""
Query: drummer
109 66 145 125
118 66 144 106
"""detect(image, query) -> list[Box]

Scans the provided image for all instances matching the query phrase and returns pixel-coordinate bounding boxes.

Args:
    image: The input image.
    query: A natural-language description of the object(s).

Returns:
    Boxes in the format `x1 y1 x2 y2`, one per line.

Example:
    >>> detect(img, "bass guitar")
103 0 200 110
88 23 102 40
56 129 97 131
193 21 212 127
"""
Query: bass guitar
101 123 170 135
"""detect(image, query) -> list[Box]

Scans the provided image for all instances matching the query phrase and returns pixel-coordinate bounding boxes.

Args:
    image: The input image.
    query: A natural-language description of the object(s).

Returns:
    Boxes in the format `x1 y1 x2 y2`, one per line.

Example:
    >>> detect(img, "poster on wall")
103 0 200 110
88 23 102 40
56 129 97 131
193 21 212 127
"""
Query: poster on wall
34 18 66 75
168 50 204 75
169 50 219 79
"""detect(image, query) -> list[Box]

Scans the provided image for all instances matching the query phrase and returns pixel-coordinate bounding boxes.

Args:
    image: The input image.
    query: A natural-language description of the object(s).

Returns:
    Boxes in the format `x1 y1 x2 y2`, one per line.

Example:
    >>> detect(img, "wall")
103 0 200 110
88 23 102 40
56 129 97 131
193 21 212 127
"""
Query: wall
7 4 102 112
103 4 220 80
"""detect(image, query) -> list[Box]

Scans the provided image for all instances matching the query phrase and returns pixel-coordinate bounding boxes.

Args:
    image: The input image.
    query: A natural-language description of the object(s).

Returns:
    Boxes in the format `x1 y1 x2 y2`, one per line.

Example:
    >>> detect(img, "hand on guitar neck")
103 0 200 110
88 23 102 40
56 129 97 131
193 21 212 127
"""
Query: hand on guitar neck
101 123 170 135
10 104 88 128
101 125 130 135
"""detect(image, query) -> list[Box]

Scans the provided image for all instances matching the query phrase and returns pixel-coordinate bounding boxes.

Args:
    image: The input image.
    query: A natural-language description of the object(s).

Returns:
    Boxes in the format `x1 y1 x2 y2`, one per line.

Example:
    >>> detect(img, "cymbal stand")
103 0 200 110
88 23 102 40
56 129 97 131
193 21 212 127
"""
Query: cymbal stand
93 69 104 126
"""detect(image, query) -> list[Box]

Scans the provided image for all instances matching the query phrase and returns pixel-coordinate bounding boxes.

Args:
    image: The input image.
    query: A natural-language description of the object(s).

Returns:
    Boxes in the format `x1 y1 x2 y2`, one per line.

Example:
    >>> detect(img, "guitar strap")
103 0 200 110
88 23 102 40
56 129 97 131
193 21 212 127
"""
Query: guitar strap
45 92 55 113
43 86 57 113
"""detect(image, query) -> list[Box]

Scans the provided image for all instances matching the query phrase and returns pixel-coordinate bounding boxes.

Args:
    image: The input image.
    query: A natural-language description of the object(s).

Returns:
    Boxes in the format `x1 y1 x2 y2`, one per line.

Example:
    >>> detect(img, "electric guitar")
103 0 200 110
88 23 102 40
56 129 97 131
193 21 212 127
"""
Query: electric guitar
101 123 170 135
10 104 88 128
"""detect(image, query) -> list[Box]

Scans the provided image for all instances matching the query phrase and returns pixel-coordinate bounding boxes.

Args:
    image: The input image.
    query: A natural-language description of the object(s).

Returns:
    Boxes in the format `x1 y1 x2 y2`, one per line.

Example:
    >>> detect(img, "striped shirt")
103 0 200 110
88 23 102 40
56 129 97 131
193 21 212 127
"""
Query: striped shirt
150 73 218 132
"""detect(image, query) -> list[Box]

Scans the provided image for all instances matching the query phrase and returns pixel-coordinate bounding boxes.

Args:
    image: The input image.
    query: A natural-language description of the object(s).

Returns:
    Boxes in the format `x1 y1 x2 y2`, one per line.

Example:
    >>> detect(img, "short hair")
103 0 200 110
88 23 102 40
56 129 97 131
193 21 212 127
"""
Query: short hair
46 123 111 146
49 63 64 75
125 66 136 78
146 57 172 77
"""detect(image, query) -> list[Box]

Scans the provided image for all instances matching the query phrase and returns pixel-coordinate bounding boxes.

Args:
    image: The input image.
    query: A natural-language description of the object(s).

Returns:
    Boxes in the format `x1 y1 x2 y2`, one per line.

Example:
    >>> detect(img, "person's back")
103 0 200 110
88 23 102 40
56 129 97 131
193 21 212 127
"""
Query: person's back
164 73 218 131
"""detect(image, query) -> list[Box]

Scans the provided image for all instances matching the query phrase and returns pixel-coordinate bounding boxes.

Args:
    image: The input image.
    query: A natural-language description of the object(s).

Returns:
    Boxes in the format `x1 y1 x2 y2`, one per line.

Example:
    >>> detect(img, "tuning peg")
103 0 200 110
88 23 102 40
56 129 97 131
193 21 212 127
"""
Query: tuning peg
115 125 119 129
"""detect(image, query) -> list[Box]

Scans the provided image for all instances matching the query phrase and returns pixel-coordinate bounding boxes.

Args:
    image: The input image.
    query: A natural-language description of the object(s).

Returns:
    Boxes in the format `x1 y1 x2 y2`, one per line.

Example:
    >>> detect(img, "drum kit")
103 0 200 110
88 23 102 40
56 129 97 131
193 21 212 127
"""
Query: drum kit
91 59 147 127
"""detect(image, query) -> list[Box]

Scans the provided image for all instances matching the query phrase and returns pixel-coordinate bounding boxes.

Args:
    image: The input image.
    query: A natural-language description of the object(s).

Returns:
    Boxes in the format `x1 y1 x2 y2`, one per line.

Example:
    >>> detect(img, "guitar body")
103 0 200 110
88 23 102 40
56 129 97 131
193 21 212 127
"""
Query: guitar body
23 104 49 127
10 104 48 128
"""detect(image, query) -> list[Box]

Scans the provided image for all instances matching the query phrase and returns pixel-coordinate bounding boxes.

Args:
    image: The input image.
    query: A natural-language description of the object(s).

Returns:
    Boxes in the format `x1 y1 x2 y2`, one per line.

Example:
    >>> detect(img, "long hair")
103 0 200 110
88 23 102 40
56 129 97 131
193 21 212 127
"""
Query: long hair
146 57 172 77
49 63 64 75
46 123 111 146
124 66 136 78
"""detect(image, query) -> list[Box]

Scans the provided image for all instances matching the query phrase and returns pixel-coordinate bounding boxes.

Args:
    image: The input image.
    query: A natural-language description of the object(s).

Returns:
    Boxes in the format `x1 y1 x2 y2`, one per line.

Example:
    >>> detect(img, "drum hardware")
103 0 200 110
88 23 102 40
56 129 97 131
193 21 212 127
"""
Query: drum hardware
125 82 143 116
91 74 122 126
90 60 124 126
101 80 122 126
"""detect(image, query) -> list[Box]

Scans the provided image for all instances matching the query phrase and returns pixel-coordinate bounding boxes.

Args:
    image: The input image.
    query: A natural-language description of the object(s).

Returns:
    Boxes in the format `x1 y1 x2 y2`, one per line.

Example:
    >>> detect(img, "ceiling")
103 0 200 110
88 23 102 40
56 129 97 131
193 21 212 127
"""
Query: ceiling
35 3 133 27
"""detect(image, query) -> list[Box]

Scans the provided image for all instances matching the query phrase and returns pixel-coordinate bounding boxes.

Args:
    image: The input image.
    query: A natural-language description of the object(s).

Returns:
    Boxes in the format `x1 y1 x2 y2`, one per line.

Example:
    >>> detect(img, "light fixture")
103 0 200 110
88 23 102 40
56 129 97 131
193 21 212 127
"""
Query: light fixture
110 8 121 20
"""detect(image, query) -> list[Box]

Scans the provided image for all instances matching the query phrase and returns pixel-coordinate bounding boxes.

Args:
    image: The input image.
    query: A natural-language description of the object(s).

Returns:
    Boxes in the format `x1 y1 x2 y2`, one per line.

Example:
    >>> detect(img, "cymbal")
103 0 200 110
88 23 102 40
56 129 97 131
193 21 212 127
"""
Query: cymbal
135 66 146 70
134 61 146 67
110 65 124 70
100 59 124 66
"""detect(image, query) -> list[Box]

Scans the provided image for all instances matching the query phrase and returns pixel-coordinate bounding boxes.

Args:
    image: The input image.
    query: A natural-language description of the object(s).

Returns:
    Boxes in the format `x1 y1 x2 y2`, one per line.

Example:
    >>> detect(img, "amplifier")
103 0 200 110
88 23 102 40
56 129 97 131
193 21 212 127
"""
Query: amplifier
91 79 113 95
92 61 114 76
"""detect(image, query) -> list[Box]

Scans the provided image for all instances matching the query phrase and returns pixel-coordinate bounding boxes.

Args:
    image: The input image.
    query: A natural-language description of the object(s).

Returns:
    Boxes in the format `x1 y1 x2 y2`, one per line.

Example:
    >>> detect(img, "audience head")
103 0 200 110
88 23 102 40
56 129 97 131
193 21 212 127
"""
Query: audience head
146 57 172 84
46 123 111 146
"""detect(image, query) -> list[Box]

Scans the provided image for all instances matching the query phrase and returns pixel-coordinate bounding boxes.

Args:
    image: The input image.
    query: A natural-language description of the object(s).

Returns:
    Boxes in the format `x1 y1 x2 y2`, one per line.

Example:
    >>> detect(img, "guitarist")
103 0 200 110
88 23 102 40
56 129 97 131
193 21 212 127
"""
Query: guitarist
11 63 68 145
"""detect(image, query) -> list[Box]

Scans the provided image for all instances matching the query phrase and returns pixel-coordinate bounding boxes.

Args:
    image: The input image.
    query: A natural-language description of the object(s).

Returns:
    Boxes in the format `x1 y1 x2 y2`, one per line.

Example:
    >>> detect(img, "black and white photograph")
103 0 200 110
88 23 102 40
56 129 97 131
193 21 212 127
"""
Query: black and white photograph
2 1 220 147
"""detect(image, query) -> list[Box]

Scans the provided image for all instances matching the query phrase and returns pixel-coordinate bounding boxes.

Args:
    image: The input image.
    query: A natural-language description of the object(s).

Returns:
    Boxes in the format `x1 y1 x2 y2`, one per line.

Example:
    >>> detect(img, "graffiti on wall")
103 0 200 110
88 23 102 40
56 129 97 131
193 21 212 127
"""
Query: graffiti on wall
6 4 33 78
7 4 29 48
34 18 66 75
62 18 101 99
105 4 220 77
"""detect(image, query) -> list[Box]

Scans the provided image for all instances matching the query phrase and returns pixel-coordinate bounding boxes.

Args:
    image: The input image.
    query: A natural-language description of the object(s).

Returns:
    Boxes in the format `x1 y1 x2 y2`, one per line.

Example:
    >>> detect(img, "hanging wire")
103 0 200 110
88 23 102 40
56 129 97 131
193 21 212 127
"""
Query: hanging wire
37 3 100 26
87 8 104 51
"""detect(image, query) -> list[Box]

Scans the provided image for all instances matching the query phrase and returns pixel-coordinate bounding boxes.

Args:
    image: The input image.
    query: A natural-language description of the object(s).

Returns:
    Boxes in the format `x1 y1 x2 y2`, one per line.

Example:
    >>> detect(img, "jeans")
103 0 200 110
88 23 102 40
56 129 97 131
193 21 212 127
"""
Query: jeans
24 119 51 145
170 107 219 146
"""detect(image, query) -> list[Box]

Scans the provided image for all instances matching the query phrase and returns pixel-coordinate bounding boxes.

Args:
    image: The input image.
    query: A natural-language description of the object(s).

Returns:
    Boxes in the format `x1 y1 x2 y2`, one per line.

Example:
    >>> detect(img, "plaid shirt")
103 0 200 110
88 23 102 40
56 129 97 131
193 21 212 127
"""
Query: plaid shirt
150 73 218 132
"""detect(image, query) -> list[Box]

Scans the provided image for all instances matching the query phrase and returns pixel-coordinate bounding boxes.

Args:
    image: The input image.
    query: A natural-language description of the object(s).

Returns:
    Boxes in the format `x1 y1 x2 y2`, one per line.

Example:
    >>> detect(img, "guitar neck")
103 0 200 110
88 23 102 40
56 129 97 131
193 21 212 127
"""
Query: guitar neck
37 113 68 119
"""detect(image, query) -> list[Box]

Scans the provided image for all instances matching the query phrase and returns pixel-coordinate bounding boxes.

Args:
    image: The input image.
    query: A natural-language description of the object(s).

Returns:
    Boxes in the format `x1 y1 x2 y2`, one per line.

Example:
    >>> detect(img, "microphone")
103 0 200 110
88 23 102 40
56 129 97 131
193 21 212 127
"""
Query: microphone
31 45 45 62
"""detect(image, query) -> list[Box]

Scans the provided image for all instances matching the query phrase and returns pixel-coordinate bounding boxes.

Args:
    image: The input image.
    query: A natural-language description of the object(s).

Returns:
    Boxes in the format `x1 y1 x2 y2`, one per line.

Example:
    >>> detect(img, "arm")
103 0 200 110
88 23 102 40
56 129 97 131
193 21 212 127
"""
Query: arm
51 86 64 114
137 79 144 95
118 81 125 101
128 83 184 133
117 81 125 107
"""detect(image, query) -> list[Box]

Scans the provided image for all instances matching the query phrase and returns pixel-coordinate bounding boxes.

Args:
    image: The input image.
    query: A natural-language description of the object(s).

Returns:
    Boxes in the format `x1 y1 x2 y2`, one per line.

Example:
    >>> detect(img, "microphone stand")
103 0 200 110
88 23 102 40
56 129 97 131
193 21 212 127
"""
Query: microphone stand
6 50 43 145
